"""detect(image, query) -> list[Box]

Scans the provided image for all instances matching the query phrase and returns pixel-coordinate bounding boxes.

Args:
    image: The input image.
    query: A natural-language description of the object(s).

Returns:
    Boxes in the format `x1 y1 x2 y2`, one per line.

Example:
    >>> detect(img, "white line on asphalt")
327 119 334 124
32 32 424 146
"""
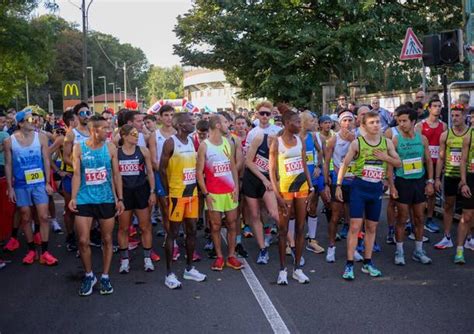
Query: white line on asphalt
220 231 290 334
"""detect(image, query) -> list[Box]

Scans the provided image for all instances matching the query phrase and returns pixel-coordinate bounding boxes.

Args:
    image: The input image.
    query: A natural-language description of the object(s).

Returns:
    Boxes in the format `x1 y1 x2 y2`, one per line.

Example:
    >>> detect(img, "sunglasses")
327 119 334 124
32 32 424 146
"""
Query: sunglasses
259 111 271 117
26 116 34 123
128 130 139 138
79 110 93 117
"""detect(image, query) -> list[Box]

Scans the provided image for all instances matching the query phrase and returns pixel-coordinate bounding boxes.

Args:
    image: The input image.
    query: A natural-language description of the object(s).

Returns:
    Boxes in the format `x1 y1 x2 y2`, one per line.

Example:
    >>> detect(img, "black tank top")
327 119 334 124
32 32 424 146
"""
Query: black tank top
118 146 147 189
245 134 270 178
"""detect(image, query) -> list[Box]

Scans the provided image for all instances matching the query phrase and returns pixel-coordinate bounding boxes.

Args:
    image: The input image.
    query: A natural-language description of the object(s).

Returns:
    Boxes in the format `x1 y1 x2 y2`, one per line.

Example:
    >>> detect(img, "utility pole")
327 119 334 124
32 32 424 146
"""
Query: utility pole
99 76 107 108
25 76 30 105
109 83 116 112
117 87 122 107
81 0 88 102
87 66 95 111
123 62 127 100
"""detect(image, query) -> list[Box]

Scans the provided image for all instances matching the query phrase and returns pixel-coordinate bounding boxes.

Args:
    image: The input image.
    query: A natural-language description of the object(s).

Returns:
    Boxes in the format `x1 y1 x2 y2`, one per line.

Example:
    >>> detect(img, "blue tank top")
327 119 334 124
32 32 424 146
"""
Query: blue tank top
305 132 318 183
11 132 45 188
77 142 115 205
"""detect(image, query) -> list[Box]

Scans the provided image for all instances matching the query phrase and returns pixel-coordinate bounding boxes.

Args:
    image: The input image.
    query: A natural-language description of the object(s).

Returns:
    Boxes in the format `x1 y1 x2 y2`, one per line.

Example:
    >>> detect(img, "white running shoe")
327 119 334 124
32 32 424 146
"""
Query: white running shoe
434 236 454 249
165 273 182 289
119 258 130 274
354 250 364 262
277 269 288 285
264 234 272 248
51 219 63 234
183 267 207 282
408 233 429 242
464 237 474 251
326 246 335 263
292 268 310 284
144 258 155 272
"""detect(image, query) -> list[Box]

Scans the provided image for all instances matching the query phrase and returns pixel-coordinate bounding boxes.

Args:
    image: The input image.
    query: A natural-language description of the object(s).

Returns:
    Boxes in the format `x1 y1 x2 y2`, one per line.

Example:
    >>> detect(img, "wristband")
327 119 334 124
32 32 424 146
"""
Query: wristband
309 187 315 192
426 179 434 184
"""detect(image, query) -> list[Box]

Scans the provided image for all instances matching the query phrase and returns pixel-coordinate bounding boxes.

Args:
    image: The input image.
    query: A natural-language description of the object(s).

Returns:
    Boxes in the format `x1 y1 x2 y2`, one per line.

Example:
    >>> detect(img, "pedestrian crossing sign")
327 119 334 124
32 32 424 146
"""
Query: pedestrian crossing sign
400 28 423 60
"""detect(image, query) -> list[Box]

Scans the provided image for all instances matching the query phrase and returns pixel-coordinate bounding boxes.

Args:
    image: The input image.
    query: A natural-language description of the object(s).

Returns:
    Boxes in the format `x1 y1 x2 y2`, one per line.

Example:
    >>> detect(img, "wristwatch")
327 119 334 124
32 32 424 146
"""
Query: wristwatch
426 179 434 184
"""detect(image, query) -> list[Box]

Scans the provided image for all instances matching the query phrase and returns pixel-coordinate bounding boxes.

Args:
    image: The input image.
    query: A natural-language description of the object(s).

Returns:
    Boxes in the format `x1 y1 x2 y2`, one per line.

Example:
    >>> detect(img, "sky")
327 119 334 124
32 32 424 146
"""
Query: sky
36 0 193 67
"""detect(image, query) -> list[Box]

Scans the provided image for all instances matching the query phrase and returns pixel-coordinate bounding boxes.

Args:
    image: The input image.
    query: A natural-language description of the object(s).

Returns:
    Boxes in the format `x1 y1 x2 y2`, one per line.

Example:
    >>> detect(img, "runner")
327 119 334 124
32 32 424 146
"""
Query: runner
434 105 469 249
117 125 156 273
160 112 207 289
269 110 314 285
388 107 434 265
245 102 282 152
4 109 58 265
196 114 243 271
336 110 401 280
68 115 124 296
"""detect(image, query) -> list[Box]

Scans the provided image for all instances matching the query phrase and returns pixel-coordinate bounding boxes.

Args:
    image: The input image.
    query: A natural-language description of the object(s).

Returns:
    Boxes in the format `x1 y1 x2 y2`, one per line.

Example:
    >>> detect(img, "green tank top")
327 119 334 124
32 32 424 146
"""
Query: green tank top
445 128 469 177
353 136 387 183
468 129 474 174
395 131 425 179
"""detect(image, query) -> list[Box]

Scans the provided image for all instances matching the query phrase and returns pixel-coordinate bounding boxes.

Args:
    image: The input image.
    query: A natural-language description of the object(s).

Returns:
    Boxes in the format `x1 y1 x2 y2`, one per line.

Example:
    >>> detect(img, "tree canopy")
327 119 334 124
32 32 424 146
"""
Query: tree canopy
145 65 184 102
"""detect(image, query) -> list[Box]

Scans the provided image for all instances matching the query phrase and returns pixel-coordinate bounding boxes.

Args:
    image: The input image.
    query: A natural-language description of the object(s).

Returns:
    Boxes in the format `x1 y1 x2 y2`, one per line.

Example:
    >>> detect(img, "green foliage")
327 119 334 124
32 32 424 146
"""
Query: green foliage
174 0 463 107
145 65 184 102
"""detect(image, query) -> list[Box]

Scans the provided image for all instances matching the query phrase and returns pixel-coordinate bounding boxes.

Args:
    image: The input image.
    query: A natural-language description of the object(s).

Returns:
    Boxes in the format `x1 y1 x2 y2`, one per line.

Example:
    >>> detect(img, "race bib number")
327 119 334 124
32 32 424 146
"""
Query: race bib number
119 159 140 176
183 167 196 185
362 165 384 183
284 156 304 176
428 145 439 159
212 160 231 177
470 158 474 172
402 157 423 175
306 151 314 165
345 162 355 178
25 168 45 185
85 167 107 185
254 154 269 172
450 150 462 167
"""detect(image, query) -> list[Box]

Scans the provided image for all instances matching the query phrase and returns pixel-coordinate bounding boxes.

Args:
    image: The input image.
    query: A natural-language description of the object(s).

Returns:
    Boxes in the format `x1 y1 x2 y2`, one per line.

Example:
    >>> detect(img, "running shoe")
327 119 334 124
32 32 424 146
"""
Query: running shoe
156 229 165 237
292 268 310 284
386 230 396 245
89 230 102 248
196 218 204 230
79 275 97 296
22 250 36 265
211 257 225 271
0 259 6 270
256 248 269 264
306 239 325 254
183 267 207 282
204 240 214 251
271 224 278 235
464 237 474 251
405 222 413 235
39 251 58 266
119 258 130 274
424 218 440 233
128 238 140 251
51 219 63 234
408 233 430 243
342 264 355 280
144 258 155 272
326 246 335 263
339 224 349 239
192 251 202 262
335 233 342 241
129 225 137 237
290 249 305 267
373 242 381 253
226 256 243 270
434 236 453 249
172 245 180 261
264 234 273 248
361 263 382 277
150 250 161 262
454 250 466 264
235 243 249 258
353 250 364 262
285 245 292 256
99 276 114 295
66 234 78 252
33 232 42 245
412 249 432 264
165 273 182 289
394 251 405 266
207 248 217 259
356 240 364 253
277 269 288 285
243 225 253 238
3 237 20 252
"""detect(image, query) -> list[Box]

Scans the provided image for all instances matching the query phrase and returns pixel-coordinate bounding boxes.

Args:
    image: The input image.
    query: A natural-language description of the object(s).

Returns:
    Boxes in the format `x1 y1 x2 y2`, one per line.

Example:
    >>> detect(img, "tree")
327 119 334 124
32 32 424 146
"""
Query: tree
145 65 184 102
174 0 463 107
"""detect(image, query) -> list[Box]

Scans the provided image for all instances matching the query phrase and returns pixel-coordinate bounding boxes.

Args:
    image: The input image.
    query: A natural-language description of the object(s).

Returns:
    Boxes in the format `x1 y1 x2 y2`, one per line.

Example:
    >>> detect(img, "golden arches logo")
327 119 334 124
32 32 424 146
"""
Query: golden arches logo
64 83 80 97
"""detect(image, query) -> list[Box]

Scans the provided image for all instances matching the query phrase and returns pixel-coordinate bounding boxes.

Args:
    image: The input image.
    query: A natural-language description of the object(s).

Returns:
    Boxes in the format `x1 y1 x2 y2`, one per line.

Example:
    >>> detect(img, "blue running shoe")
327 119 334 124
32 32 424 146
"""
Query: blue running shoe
256 248 269 264
243 225 253 238
79 275 97 296
339 224 349 239
342 264 355 280
361 263 382 277
373 242 381 253
424 219 440 233
356 241 365 253
99 276 114 295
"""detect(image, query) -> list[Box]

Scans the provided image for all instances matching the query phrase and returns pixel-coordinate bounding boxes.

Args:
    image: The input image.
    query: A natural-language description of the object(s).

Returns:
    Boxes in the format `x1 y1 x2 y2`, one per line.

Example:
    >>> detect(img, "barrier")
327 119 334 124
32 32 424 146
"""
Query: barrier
0 177 15 240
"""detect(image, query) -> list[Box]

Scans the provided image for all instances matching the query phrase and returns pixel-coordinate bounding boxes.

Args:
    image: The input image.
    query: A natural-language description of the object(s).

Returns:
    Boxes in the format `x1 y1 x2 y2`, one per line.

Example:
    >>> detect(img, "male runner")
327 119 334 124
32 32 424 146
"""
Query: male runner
245 102 282 151
69 115 124 296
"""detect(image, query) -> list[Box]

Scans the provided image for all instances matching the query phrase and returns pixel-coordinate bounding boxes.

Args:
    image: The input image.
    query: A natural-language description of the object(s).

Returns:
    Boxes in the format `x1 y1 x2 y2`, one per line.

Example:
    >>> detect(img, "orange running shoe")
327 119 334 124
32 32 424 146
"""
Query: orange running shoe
22 250 36 265
33 232 42 245
40 251 58 266
3 237 20 252
150 250 161 262
211 257 225 271
226 256 243 270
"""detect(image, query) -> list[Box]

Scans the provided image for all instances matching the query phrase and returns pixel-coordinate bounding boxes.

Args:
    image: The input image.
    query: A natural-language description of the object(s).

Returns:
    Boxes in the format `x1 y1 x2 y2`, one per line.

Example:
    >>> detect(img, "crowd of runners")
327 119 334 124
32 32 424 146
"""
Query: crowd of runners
0 91 473 296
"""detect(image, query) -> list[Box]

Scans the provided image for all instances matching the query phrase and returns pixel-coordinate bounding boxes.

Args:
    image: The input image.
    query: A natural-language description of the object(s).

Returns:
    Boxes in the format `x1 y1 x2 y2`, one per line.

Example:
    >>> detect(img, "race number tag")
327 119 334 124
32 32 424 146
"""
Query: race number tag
284 156 304 176
362 165 384 183
85 167 107 185
428 145 439 159
345 162 355 178
254 154 269 172
183 167 196 185
450 150 462 166
212 160 231 177
119 159 140 176
306 151 314 165
25 168 45 185
402 157 423 175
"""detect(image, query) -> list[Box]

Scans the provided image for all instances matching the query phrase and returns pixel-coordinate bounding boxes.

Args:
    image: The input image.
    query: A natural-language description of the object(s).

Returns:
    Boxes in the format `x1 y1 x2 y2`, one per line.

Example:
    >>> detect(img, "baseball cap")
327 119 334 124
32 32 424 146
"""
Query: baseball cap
15 111 27 123
319 115 332 123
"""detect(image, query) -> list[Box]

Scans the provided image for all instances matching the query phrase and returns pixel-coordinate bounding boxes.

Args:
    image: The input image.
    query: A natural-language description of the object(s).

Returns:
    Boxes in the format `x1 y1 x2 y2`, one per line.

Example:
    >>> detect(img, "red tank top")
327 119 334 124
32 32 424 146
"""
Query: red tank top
421 120 444 162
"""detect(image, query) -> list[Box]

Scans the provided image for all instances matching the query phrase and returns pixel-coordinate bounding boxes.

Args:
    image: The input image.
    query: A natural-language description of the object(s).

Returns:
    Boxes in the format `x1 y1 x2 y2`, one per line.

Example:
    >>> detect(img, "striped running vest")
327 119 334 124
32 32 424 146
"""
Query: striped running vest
277 135 308 193
445 128 469 178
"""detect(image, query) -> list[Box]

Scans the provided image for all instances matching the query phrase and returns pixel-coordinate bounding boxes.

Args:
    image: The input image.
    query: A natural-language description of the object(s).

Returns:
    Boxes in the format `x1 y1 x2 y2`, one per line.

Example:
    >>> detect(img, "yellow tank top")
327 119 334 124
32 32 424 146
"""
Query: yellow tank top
277 135 308 193
167 135 197 198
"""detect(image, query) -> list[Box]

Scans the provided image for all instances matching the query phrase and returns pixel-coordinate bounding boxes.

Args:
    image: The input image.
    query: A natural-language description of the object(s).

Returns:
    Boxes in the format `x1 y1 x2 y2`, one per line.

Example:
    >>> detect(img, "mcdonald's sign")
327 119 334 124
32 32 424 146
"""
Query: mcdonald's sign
62 81 81 100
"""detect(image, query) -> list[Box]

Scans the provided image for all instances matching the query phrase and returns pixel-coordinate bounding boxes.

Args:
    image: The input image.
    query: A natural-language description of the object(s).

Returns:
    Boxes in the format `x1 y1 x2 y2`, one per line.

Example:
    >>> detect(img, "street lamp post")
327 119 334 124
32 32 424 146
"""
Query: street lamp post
109 83 116 112
87 66 95 111
98 76 107 109
117 87 122 107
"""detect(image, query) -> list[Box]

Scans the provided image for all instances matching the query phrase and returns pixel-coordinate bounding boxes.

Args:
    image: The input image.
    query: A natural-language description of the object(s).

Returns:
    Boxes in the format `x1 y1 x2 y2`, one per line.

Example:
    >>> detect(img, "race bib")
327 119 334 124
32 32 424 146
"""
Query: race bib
119 159 140 176
212 160 231 177
25 168 45 185
183 167 196 185
402 157 423 175
306 151 314 165
450 150 462 166
85 167 107 185
362 165 384 183
284 156 304 176
254 154 269 172
428 145 439 159
345 162 355 178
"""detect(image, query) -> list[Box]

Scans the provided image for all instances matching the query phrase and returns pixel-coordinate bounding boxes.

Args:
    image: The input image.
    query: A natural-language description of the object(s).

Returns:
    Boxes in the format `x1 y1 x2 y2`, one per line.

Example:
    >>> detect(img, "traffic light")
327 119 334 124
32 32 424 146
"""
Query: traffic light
422 34 440 66
422 29 464 67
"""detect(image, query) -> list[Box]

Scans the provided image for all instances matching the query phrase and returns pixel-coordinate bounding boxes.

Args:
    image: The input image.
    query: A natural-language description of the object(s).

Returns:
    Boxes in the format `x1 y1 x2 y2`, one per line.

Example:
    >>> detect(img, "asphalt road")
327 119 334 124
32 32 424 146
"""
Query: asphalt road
1 198 473 334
